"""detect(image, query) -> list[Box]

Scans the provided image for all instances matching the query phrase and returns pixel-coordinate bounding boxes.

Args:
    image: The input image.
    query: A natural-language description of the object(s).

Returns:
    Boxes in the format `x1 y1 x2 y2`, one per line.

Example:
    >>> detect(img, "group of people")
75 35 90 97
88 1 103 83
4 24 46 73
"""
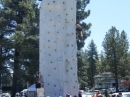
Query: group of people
65 92 123 97
110 92 122 97
97 92 123 97
16 93 27 97
66 93 82 97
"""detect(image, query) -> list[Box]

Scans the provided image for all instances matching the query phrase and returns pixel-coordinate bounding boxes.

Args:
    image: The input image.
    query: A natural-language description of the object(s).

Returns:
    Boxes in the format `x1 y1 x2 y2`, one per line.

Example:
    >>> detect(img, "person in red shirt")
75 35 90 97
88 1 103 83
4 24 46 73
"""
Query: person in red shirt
92 91 101 97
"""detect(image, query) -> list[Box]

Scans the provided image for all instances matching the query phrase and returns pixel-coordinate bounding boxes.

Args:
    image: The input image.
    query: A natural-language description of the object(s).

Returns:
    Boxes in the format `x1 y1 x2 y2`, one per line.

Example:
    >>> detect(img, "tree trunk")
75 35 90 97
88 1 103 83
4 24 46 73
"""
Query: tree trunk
90 63 94 88
0 47 2 88
0 33 3 88
114 52 119 92
11 49 19 97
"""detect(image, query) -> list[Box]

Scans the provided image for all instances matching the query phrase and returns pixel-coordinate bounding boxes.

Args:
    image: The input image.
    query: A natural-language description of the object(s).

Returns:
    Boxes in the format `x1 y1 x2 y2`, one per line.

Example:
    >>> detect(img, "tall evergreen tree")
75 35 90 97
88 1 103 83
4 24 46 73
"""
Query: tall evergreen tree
125 52 130 78
98 51 111 73
76 0 92 89
87 40 98 88
102 26 129 92
0 0 39 96
96 51 107 73
118 30 129 78
0 0 16 88
78 50 89 89
102 27 120 92
76 0 91 50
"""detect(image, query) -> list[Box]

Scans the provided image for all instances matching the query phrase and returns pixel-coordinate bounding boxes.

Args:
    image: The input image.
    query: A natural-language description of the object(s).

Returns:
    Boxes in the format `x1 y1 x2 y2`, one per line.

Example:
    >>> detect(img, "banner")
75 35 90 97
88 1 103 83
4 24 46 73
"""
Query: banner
37 88 44 97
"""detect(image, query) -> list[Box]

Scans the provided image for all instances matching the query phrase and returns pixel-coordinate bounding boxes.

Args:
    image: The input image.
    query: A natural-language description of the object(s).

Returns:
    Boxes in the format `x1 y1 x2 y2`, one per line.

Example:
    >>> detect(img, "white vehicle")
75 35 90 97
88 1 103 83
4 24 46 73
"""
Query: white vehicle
112 92 130 97
100 89 106 94
107 88 116 93
118 87 128 92
15 92 20 97
21 89 28 96
1 93 11 97
81 92 95 97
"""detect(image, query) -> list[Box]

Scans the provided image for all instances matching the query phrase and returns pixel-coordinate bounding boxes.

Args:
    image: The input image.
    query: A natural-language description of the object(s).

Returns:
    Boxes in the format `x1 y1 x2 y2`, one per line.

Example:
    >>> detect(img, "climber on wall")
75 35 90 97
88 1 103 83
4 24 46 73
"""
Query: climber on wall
38 72 44 87
35 72 44 88
76 24 83 41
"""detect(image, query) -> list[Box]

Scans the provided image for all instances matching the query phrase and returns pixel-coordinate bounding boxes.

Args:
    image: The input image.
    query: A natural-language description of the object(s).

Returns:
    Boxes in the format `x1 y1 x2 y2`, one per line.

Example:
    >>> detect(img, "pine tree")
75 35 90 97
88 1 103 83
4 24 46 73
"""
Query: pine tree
78 49 89 89
76 0 92 89
102 27 120 92
87 40 98 88
96 50 113 76
102 26 129 92
0 0 39 96
0 0 16 88
126 52 130 78
76 0 91 50
118 30 129 77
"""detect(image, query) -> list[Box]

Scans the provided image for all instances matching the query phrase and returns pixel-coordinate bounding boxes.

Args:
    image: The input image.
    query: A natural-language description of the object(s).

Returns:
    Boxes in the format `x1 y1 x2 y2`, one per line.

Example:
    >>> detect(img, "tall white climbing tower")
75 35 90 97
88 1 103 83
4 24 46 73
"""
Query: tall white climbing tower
39 0 79 97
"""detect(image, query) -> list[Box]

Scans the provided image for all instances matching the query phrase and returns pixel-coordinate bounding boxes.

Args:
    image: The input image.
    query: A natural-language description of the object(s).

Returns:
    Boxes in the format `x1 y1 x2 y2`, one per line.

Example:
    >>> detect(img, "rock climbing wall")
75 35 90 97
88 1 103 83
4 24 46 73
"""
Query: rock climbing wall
39 0 78 97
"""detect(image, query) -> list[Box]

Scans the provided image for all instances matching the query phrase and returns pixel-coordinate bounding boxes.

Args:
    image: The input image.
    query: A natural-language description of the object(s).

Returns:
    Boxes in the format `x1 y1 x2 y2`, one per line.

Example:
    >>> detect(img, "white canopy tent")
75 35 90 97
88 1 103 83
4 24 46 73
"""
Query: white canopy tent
28 84 36 91
27 84 37 97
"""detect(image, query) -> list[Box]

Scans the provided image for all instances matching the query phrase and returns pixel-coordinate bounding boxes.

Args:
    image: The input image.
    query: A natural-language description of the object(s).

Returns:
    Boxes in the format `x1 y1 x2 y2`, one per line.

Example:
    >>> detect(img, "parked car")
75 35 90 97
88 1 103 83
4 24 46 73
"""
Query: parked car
81 92 95 97
100 89 106 94
21 89 27 96
1 93 11 97
118 87 128 92
15 92 20 97
93 90 101 94
107 88 116 93
79 90 95 97
112 92 130 97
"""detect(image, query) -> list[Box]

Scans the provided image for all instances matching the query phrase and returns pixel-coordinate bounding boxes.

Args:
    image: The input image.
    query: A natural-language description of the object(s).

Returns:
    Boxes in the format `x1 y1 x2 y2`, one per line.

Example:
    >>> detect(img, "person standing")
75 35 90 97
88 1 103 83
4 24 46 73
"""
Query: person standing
20 93 22 97
117 93 122 97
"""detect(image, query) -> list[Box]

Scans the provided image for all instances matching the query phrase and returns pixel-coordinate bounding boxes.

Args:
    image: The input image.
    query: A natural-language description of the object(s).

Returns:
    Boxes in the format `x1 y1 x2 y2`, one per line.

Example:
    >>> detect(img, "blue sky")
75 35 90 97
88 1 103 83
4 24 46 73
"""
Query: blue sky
84 0 130 53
